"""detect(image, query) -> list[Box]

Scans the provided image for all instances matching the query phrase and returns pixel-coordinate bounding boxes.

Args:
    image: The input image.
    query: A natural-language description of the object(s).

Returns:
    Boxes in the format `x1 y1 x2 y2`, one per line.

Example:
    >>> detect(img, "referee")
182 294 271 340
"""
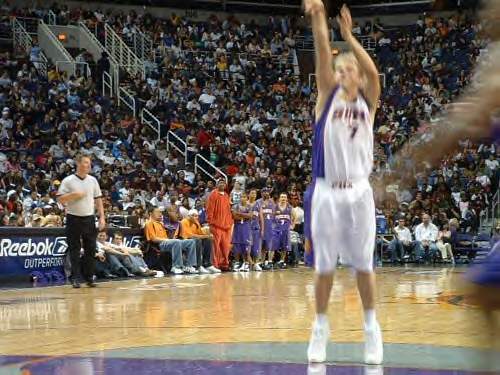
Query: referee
57 154 106 288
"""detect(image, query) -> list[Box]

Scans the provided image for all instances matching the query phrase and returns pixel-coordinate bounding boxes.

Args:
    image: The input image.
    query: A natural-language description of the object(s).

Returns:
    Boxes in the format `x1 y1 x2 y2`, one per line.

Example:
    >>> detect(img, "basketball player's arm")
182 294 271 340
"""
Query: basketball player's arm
338 5 380 112
304 0 336 111
232 209 252 220
259 207 265 234
232 209 241 220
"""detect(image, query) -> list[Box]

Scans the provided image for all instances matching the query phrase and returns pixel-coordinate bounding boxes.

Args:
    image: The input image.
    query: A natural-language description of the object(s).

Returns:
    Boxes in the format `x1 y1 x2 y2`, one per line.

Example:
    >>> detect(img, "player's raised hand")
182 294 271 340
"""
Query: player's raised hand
303 0 325 16
337 4 353 41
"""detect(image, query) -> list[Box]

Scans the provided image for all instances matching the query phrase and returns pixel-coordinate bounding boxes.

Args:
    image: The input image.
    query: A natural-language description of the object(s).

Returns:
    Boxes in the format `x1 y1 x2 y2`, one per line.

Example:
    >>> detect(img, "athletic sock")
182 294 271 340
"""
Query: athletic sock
315 313 328 326
364 309 377 331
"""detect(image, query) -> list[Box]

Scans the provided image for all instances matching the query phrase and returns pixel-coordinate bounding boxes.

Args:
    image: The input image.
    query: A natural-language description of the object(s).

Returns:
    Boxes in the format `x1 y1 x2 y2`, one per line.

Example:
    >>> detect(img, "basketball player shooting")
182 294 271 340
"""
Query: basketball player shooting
303 1 383 364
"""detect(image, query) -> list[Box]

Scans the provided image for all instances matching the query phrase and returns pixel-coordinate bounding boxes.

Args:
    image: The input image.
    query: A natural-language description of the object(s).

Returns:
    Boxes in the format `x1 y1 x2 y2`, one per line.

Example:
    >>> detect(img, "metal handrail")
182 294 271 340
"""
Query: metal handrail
12 18 32 53
124 31 154 62
118 87 136 117
12 18 48 76
47 10 57 25
195 154 228 184
359 36 377 51
105 23 145 79
55 61 91 78
479 189 499 232
79 21 120 95
14 17 40 35
39 22 74 63
167 130 187 163
102 71 113 97
141 108 161 141
37 52 48 76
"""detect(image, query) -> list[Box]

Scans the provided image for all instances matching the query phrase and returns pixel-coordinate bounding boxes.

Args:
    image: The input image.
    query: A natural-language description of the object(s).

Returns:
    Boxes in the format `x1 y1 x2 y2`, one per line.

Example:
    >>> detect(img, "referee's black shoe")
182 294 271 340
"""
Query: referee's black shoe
86 280 97 288
71 279 81 289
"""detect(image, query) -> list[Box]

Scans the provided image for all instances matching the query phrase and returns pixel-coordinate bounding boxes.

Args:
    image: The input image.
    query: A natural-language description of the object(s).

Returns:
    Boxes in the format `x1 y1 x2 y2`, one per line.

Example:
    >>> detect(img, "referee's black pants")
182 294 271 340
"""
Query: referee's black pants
66 214 97 282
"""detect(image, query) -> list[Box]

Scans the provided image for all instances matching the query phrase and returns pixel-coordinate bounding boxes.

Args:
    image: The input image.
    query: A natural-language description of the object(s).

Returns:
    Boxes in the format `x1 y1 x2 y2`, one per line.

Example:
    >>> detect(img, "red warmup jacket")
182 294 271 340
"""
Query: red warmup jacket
206 189 233 231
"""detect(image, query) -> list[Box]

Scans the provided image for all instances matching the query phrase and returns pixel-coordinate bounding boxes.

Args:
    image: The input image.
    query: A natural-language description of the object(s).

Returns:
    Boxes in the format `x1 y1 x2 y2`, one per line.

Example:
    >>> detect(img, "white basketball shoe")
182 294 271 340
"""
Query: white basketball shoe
364 322 383 365
307 318 330 362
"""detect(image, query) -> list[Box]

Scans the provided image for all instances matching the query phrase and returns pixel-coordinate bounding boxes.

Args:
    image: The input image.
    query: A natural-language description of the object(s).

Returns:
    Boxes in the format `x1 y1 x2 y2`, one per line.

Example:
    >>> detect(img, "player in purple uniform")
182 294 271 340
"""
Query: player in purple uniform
231 192 252 272
271 193 295 269
260 188 276 270
248 189 263 271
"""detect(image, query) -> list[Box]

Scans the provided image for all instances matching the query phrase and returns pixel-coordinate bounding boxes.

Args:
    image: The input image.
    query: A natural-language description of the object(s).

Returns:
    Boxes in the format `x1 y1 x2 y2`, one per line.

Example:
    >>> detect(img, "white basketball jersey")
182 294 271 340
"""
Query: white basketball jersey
322 91 373 182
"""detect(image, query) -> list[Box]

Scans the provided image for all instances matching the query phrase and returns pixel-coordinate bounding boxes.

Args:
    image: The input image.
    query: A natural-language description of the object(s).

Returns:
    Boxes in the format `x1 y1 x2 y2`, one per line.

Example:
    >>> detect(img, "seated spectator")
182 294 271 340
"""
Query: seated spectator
94 230 118 279
436 223 455 264
41 207 62 227
178 209 220 274
144 207 198 274
388 218 414 263
31 213 43 227
96 230 136 278
414 213 439 263
0 213 9 226
108 231 157 277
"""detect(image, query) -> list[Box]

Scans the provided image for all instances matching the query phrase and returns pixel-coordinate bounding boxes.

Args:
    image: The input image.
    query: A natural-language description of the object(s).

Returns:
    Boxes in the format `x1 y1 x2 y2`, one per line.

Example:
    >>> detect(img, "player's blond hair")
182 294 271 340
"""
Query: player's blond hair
334 52 366 87
334 52 359 72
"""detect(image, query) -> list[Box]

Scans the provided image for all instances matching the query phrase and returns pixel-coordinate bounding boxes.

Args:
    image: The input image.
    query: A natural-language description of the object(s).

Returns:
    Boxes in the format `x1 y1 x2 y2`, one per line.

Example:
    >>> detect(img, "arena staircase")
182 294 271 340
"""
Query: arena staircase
83 21 227 182
11 17 49 77
122 30 154 64
89 23 227 182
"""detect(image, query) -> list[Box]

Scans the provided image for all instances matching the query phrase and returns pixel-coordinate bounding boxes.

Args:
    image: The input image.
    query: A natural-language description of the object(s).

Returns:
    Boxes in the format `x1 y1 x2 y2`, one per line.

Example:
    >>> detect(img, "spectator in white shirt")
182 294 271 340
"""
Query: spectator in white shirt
485 154 498 171
388 218 414 263
198 90 216 111
230 181 243 206
150 191 169 211
414 213 439 262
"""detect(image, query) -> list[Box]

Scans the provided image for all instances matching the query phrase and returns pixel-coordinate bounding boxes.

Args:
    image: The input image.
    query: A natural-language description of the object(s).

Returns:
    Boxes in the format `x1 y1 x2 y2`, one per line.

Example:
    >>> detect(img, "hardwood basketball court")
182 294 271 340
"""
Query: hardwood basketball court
0 267 498 374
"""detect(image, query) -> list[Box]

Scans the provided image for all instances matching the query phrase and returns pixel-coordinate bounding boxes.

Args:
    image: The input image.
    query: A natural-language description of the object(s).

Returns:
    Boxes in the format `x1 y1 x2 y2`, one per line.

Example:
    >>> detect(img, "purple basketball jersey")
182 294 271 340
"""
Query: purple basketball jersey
272 204 292 251
261 199 275 245
232 204 252 247
249 200 262 256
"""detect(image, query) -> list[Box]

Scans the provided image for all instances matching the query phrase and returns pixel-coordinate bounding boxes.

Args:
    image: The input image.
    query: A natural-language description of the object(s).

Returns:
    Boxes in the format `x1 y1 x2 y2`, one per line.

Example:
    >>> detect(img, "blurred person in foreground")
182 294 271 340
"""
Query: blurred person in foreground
377 0 500 350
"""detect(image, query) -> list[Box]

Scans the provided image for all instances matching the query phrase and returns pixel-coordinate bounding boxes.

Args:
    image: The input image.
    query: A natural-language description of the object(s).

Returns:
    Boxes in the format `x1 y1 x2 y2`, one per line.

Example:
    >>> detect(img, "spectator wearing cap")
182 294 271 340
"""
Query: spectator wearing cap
31 213 44 227
178 209 220 274
41 207 62 227
206 178 233 271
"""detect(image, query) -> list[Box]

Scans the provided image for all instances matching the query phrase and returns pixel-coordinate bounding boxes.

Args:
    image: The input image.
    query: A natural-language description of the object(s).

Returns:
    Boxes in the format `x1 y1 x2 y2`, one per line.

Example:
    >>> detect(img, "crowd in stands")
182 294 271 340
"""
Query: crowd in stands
0 4 498 270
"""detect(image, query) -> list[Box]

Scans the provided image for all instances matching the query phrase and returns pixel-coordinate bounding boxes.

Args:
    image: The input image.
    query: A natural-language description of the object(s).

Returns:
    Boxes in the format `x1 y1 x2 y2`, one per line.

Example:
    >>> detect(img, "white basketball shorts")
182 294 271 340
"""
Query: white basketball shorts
310 178 376 274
